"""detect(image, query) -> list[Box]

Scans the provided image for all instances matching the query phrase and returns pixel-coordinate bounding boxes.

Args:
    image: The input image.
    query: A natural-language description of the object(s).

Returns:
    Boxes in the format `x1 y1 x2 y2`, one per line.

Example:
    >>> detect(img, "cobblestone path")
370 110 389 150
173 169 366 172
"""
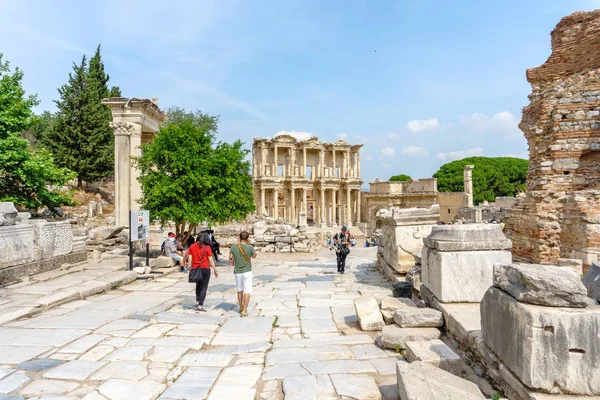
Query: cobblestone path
0 247 402 399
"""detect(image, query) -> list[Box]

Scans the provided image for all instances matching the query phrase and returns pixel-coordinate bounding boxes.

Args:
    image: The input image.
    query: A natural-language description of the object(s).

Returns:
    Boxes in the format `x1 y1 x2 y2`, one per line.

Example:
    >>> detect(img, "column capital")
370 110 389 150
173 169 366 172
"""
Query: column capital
110 122 142 136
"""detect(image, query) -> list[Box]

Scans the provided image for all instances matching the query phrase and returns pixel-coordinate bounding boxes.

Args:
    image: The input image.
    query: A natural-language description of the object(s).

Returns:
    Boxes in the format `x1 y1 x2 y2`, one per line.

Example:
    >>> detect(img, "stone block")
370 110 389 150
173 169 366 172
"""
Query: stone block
354 296 385 331
0 224 35 268
0 202 18 226
380 297 417 311
423 224 512 252
405 340 462 373
481 286 600 395
89 226 126 241
380 325 440 350
494 263 589 307
397 361 486 399
381 309 395 324
422 247 512 303
557 258 584 276
583 262 600 301
393 308 443 328
153 256 175 268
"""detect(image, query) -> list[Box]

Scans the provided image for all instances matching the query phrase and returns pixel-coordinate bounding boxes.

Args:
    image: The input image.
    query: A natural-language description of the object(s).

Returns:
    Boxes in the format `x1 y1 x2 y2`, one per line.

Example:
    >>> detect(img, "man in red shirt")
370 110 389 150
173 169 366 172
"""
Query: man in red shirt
187 232 219 312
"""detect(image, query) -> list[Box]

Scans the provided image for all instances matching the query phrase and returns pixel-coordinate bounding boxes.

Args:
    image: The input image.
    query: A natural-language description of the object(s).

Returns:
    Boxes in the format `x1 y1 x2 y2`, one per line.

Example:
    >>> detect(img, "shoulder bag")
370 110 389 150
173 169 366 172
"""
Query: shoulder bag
188 245 207 283
237 244 252 263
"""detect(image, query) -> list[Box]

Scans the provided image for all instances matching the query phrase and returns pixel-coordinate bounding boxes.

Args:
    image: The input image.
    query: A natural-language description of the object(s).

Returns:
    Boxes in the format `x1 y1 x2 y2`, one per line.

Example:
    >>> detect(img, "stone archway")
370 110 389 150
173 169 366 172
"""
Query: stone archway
102 98 167 227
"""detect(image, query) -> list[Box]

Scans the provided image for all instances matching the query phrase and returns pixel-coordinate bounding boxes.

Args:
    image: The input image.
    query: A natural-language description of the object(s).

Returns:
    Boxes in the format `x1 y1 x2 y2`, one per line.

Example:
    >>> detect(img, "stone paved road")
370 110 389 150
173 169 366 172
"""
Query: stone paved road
0 247 403 399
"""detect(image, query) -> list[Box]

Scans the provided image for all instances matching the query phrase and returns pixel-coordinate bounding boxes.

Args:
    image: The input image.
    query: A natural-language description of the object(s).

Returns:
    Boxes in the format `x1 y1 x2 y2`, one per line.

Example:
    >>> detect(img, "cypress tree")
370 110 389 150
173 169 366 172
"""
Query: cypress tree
43 44 119 187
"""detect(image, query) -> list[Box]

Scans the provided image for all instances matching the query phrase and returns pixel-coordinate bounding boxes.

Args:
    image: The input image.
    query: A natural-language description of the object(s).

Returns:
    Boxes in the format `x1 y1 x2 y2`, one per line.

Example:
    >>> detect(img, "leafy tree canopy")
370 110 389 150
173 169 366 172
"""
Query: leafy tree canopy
389 174 412 182
0 54 74 209
433 156 528 204
134 107 255 238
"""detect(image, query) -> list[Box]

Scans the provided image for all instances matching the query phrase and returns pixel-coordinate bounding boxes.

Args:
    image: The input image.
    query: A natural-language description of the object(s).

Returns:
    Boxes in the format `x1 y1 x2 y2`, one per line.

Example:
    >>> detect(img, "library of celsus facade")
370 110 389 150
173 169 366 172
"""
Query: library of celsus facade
252 135 363 227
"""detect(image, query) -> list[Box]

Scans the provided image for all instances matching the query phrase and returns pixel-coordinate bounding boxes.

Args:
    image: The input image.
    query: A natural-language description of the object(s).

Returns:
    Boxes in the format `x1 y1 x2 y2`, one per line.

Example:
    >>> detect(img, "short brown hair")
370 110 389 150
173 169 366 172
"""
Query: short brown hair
240 231 250 241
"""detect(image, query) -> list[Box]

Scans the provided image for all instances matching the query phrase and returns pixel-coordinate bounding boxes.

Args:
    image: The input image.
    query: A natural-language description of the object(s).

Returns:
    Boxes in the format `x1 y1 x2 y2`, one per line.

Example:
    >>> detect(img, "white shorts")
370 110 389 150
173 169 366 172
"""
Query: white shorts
234 271 253 294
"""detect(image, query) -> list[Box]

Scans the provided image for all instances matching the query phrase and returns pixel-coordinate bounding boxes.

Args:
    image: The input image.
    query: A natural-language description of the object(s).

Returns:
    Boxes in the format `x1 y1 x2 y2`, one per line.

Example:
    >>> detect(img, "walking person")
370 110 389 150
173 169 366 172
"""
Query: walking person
229 231 256 317
333 226 351 274
187 232 219 312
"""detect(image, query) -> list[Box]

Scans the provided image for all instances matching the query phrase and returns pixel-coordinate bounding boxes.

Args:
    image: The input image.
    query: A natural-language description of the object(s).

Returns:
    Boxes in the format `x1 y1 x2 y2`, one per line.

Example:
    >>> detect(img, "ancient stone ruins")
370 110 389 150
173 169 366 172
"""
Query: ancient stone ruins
1 9 600 400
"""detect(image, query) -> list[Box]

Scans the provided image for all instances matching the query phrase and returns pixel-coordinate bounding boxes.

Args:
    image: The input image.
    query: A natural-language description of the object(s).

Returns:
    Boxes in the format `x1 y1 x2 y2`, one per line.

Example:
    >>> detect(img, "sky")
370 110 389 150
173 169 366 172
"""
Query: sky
1 0 599 187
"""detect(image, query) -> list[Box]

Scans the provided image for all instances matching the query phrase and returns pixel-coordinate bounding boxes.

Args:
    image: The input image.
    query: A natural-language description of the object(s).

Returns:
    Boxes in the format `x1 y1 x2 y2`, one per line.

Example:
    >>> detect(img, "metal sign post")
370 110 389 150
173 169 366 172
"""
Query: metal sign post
128 210 150 271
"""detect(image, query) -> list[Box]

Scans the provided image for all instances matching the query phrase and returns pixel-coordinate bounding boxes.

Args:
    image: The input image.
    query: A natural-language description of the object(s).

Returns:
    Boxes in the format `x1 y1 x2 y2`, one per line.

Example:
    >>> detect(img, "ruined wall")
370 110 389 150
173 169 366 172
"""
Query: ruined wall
507 10 600 271
437 192 468 222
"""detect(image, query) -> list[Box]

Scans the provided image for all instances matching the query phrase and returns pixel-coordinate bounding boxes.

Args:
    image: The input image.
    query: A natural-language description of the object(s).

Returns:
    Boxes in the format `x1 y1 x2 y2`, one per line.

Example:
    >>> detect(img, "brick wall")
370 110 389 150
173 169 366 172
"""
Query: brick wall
507 10 600 272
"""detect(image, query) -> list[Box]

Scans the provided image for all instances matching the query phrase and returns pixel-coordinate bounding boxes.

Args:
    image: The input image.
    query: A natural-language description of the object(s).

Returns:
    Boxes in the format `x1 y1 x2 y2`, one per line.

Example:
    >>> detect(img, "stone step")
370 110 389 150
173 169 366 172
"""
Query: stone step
405 339 462 373
393 307 443 328
397 361 485 400
380 325 440 350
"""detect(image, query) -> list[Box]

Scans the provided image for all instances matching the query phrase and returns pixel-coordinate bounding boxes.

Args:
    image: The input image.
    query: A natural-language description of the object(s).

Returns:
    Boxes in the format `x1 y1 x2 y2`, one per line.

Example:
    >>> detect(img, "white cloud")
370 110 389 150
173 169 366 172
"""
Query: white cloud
401 146 429 157
437 147 484 161
381 147 396 158
275 130 313 141
336 133 348 140
387 133 400 141
460 111 522 140
407 118 440 133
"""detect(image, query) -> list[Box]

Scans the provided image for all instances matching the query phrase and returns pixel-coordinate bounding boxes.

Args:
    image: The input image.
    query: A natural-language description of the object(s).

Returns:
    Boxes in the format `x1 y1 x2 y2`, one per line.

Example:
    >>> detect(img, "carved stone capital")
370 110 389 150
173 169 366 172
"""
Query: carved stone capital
110 122 142 136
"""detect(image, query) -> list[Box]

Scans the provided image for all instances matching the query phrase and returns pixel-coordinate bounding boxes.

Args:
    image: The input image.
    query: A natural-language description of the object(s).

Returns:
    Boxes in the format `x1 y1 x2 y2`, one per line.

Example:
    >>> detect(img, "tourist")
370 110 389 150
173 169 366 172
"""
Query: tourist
164 232 185 271
210 230 222 256
500 220 506 230
351 236 356 247
187 232 219 312
333 226 351 274
229 231 256 317
184 231 195 247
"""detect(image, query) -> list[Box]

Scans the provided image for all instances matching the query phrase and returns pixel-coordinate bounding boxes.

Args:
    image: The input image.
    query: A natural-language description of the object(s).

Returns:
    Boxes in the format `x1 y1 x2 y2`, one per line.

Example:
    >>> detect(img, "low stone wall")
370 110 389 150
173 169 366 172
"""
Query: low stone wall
0 251 87 285
454 206 511 223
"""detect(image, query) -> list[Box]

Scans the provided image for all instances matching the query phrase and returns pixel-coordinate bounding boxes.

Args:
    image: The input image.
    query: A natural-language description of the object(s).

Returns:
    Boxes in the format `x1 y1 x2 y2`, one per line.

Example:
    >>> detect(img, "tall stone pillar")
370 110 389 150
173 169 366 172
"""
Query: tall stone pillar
273 188 279 219
357 189 362 223
260 187 265 216
346 187 352 226
320 149 325 178
303 148 307 179
302 188 307 213
357 151 361 178
273 145 278 177
290 188 296 225
332 150 336 178
464 165 474 207
111 122 142 227
320 188 326 226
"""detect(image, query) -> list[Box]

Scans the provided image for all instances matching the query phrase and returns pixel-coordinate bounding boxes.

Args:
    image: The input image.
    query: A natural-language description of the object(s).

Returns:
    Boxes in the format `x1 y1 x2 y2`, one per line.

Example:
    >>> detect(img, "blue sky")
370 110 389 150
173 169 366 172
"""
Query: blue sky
1 0 599 186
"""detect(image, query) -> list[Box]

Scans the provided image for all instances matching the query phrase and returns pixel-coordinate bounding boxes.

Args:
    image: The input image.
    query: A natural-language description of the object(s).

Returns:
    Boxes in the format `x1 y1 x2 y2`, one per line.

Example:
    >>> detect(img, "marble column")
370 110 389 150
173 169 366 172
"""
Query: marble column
273 188 279 219
111 121 142 227
346 187 351 226
320 149 325 178
273 145 278 176
332 149 336 178
357 189 361 223
260 187 265 216
290 188 296 225
302 188 307 213
303 148 307 179
464 165 474 207
320 188 326 226
357 151 361 178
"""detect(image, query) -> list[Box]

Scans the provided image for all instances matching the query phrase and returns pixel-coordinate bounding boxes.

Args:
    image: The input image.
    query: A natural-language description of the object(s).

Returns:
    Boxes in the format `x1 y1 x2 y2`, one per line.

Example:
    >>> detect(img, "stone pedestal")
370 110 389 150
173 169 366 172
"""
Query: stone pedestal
0 225 35 268
421 224 512 302
378 205 439 275
298 212 307 228
482 286 600 395
31 221 74 260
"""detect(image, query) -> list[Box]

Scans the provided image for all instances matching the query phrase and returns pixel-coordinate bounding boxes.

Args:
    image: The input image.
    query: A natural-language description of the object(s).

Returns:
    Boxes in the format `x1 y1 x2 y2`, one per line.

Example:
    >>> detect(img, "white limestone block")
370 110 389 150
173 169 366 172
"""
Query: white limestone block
0 224 35 268
481 286 600 395
380 297 417 311
494 263 589 307
422 248 512 303
354 296 385 331
380 325 440 350
393 308 443 328
397 361 485 399
405 340 462 373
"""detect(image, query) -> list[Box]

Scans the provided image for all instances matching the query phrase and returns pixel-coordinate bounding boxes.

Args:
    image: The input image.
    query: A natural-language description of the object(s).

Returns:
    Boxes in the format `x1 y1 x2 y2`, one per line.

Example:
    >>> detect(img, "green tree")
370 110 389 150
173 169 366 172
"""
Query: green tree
28 111 56 145
134 107 255 238
0 54 74 209
389 174 412 182
433 156 528 204
42 45 119 186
